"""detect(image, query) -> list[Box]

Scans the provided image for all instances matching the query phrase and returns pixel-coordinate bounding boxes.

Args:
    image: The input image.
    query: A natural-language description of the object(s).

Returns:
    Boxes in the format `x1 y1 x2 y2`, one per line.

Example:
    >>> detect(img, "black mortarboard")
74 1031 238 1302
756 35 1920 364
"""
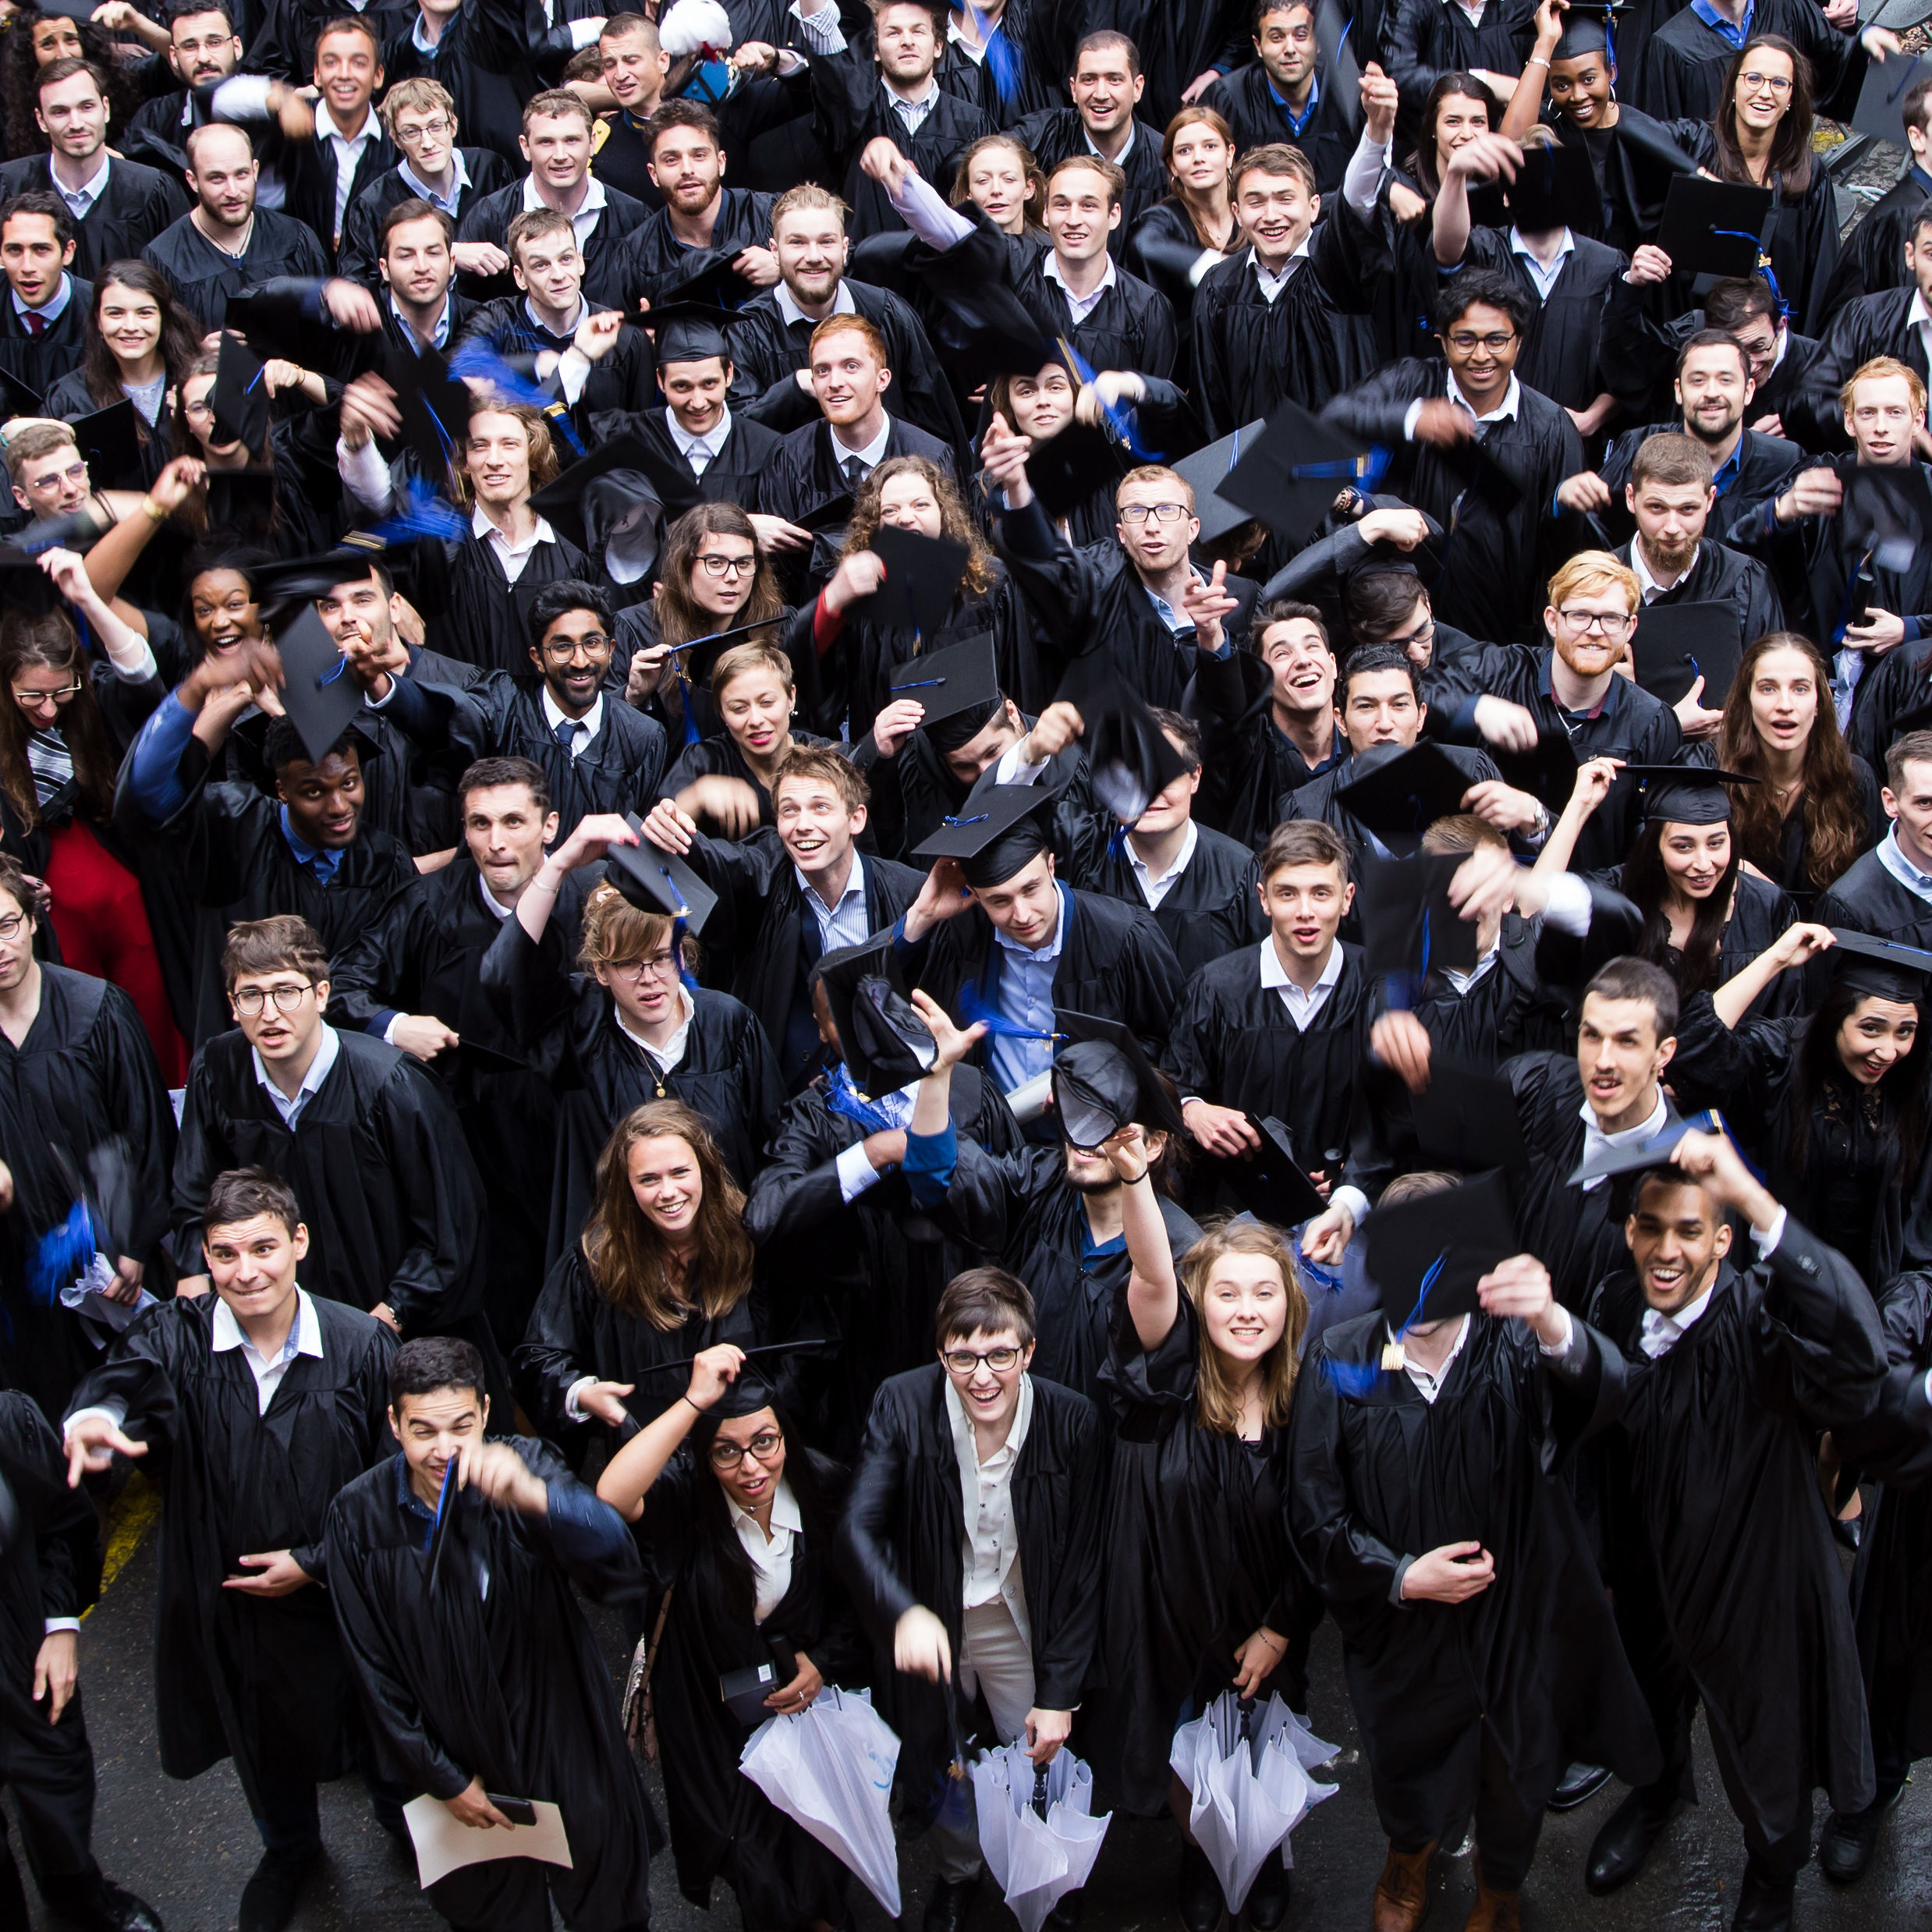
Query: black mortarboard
1565 1112 1702 1187
1335 742 1476 846
671 615 790 698
1639 766 1757 826
68 399 142 491
1842 463 1932 575
604 811 719 934
1551 6 1611 59
1495 729 1579 814
1219 399 1388 544
1655 175 1771 280
1410 1066 1530 1175
1363 1170 1518 1328
1056 654 1193 824
888 634 1001 732
0 366 42 421
1172 419 1267 544
1356 851 1482 978
1051 1009 1185 1148
1827 928 1932 1005
387 342 475 491
254 547 384 629
812 933 938 1096
527 433 667 580
916 225 1063 385
210 330 268 451
794 492 856 536
1028 419 1129 521
1501 135 1599 236
644 300 737 367
1629 601 1740 707
31 0 108 19
649 251 763 313
1852 47 1927 146
850 524 969 638
909 782 1055 888
0 505 105 566
271 604 362 767
1224 1114 1330 1228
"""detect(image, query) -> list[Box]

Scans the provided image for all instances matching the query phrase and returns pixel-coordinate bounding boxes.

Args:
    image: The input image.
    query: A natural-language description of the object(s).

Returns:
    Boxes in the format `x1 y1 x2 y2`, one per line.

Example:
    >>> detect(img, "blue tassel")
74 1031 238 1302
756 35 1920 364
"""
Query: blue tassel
1321 1355 1385 1398
30 1198 93 1309
1057 336 1164 461
957 981 1063 1042
826 1063 896 1132
446 341 586 457
1711 232 1788 323
368 477 469 543
971 3 1022 108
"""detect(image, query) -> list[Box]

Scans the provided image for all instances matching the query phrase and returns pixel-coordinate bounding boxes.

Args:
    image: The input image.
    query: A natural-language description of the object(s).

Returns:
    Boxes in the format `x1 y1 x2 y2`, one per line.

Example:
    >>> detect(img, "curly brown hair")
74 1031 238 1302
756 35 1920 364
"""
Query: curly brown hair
1181 1217 1307 1436
0 611 114 831
583 1100 753 1330
1718 631 1865 893
840 456 996 603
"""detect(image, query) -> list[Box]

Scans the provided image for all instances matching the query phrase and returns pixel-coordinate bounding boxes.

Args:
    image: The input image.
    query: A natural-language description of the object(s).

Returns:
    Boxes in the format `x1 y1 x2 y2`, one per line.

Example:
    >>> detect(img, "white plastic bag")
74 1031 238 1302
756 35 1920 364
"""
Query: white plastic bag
739 1685 902 1917
970 1744 1112 1932
1168 1693 1339 1910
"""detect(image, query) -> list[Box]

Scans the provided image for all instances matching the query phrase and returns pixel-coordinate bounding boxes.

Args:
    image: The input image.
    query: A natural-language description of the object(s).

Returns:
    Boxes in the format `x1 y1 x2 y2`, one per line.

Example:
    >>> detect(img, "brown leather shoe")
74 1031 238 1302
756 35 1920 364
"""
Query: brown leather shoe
1372 1842 1434 1932
1462 1878 1520 1932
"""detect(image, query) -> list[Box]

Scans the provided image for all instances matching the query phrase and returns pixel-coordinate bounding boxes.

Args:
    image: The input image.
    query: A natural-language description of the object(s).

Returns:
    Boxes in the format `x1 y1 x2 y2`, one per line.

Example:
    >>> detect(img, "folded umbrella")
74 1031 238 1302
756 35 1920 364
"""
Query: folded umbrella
971 1744 1112 1932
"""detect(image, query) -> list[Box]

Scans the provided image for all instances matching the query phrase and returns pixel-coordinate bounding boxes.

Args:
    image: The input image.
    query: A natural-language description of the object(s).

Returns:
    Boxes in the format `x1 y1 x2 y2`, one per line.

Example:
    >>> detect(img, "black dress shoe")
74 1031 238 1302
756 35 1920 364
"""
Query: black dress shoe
238 1849 317 1932
1817 1785 1904 1883
1549 1763 1613 1811
1045 1888 1085 1930
1585 1789 1683 1895
1730 1864 1795 1932
1178 1841 1226 1932
1243 1852 1292 1930
923 1876 977 1932
41 1875 166 1932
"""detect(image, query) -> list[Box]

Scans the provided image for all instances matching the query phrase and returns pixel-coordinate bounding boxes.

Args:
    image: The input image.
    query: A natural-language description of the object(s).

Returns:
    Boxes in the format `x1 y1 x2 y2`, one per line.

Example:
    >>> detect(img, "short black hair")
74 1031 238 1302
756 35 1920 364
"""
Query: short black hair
1434 268 1531 339
1675 325 1749 384
380 195 455 253
0 190 72 250
528 578 614 647
389 1336 486 1409
205 1166 300 1239
264 718 358 773
1341 642 1421 703
1583 955 1681 1042
1343 565 1427 641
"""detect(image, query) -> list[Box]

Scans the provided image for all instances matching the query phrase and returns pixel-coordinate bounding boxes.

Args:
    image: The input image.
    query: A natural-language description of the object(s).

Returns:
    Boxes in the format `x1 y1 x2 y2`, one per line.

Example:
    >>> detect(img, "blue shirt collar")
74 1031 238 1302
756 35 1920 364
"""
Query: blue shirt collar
280 804 345 883
1711 434 1745 495
1267 69 1320 135
1689 0 1753 48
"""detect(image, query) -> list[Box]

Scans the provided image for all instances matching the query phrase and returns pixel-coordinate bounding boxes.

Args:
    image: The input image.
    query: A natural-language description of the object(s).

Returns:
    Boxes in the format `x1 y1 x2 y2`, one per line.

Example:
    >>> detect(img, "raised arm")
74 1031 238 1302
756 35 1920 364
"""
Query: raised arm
1711 920 1835 1030
595 1345 746 1522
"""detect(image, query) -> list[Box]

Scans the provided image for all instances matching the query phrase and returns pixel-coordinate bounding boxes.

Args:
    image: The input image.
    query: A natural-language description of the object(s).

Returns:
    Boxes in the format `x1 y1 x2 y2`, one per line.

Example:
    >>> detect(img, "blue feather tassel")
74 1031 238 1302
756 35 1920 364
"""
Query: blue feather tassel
30 1198 93 1310
957 981 1063 1043
826 1063 895 1133
446 341 587 458
971 3 1022 108
368 477 469 543
1057 337 1164 461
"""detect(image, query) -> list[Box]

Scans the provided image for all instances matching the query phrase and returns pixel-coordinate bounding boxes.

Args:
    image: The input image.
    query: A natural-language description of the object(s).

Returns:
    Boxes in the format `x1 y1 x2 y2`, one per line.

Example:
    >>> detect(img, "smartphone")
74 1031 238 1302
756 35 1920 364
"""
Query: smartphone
487 1793 538 1827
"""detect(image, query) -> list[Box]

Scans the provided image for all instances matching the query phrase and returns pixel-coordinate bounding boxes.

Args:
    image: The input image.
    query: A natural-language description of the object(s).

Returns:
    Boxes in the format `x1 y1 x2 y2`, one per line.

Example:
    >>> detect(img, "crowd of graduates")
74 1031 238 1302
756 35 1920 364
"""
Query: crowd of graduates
15 0 1932 1929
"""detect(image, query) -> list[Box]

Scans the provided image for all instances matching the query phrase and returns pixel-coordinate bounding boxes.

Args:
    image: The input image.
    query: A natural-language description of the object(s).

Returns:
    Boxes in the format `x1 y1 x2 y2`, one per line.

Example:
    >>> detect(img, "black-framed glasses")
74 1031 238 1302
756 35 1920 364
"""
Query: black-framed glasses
1119 502 1187 524
0 911 26 940
1446 330 1515 352
696 552 756 578
233 983 313 1016
941 1345 1023 1374
1556 608 1632 635
709 1428 783 1469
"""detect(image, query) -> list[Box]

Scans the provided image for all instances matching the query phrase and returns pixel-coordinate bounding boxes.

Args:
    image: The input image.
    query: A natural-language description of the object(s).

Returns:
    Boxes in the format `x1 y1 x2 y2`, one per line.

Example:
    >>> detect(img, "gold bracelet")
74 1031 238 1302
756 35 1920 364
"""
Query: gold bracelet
139 495 166 523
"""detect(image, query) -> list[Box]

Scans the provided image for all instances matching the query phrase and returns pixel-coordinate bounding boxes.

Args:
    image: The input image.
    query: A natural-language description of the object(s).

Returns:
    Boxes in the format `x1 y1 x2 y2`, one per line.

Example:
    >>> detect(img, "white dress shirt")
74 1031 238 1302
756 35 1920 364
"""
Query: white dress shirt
1508 226 1575 302
614 982 695 1075
1631 537 1698 603
1576 1089 1668 1193
473 505 557 584
1128 820 1196 909
731 1479 804 1624
1911 289 1932 378
775 278 856 329
51 152 110 223
1043 250 1117 325
1878 824 1932 904
1639 1283 1716 1358
523 170 608 253
252 1023 340 1128
1402 370 1522 442
321 104 381 238
888 79 941 136
1252 236 1310 303
669 406 733 476
834 1078 918 1200
1396 1313 1469 1403
946 1370 1033 1644
1259 934 1342 1030
541 685 604 757
799 851 869 952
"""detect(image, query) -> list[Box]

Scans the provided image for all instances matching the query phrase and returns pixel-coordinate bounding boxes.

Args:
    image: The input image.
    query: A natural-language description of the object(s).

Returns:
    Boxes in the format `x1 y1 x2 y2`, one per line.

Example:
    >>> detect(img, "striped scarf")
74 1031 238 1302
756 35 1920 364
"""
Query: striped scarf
26 725 72 809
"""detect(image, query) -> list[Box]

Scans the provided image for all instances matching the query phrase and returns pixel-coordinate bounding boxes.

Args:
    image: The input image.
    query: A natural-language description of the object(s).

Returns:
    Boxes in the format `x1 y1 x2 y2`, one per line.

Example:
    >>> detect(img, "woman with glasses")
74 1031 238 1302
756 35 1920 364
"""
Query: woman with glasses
1716 631 1879 911
0 550 188 1078
595 1342 867 1932
484 810 785 1240
515 1097 771 1456
1097 1147 1316 1932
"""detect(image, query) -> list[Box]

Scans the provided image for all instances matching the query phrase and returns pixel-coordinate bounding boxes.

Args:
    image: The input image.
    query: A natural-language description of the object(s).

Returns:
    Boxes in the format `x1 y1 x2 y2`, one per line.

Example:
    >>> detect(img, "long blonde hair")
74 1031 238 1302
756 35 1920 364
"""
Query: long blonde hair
1181 1218 1307 1435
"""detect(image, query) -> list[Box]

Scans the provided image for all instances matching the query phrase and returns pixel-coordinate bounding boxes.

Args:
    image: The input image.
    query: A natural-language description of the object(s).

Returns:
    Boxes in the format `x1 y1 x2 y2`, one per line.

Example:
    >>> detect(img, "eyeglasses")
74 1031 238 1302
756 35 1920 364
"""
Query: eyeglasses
1119 502 1188 524
1445 330 1516 352
232 982 313 1016
1556 608 1633 635
541 633 612 661
183 398 214 419
12 682 81 707
1384 621 1435 650
1738 70 1792 94
0 911 26 939
709 1428 784 1469
30 461 87 491
696 552 756 577
609 949 679 981
394 116 452 140
941 1345 1023 1374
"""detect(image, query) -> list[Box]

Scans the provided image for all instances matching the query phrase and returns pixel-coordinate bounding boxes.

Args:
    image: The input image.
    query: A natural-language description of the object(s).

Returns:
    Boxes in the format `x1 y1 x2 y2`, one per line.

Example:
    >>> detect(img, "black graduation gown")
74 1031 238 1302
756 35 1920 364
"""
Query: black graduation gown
1612 866 1806 1023
378 0 549 165
1187 640 1347 849
835 1364 1105 1810
656 721 833 828
140 210 328 331
336 147 513 290
1385 0 1544 119
1289 1307 1657 1842
1819 163 1932 317
452 294 658 445
933 0 1069 129
1595 421 1802 548
1087 1292 1308 1815
1613 536 1785 654
1081 0 1250 128
62 1294 395 1806
1817 845 1932 949
1640 0 1862 124
0 154 186 282
1285 742 1503 865
1483 225 1627 415
0 965 175 1426
725 275 970 459
598 407 786 525
1322 363 1586 645
480 909 785 1253
855 720 1092 862
0 272 91 400
440 524 597 675
1588 1229 1885 1839
1014 246 1179 381
587 111 664 210
453 181 650 310
1164 938 1372 1192
1070 820 1267 974
762 413 959 530
604 187 777 311
324 1441 654 1930
1200 62 1356 193
171 1026 489 1331
1845 627 1932 775
638 1449 870 1923
1123 199 1241 360
248 0 413 81
249 118 397 271
1668 994 1932 1292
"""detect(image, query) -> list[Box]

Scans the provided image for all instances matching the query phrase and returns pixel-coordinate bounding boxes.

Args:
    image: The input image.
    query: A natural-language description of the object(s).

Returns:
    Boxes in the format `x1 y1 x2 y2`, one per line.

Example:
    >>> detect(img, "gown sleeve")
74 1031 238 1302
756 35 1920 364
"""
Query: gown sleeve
369 1059 489 1330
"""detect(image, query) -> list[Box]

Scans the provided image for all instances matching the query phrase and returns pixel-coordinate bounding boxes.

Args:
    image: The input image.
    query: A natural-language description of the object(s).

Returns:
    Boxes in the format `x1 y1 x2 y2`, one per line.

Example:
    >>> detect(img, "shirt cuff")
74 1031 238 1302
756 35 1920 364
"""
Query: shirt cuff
557 347 590 406
789 0 846 51
1342 132 1391 223
107 639 160 682
377 1010 402 1042
1330 1183 1370 1228
43 1617 80 1635
1540 870 1593 936
338 433 395 513
1389 1554 1416 1605
563 1374 597 1423
1537 1305 1575 1356
567 15 600 46
902 1121 957 1207
835 1138 884 1201
888 168 977 251
1402 397 1424 442
993 742 1050 785
209 75 275 120
63 1402 127 1439
363 674 397 708
1751 1204 1788 1257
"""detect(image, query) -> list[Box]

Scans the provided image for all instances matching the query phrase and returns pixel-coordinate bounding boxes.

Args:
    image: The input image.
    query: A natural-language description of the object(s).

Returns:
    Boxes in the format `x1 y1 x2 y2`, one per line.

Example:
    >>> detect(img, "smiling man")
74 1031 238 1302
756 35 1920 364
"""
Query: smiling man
63 1167 399 1932
1202 1 1354 190
1009 30 1169 235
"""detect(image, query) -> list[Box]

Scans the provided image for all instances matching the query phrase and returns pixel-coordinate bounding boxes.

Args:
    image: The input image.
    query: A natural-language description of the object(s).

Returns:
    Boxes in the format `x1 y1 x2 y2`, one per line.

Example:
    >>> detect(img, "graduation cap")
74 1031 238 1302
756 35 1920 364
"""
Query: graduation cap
795 492 856 537
1565 1109 1712 1188
1551 1 1614 60
0 367 43 424
0 505 106 567
1335 741 1476 846
1637 764 1757 825
1842 463 1932 576
1628 601 1740 707
67 399 142 491
1612 110 1700 179
1313 0 1361 113
909 782 1055 888
387 342 475 491
647 250 764 313
812 932 938 1096
1219 399 1389 544
1410 1067 1530 1175
271 604 363 767
1655 175 1771 281
1827 928 1932 1005
850 524 968 638
604 810 719 934
643 300 739 367
1028 418 1129 521
1363 1169 1518 1329
1495 729 1579 814
210 330 268 451
1852 47 1926 146
1501 135 1599 236
30 0 111 18
1356 851 1482 979
887 633 1001 732
1056 654 1193 823
1051 1009 1185 1148
1172 420 1267 545
1224 1114 1330 1228
253 547 385 629
527 432 667 580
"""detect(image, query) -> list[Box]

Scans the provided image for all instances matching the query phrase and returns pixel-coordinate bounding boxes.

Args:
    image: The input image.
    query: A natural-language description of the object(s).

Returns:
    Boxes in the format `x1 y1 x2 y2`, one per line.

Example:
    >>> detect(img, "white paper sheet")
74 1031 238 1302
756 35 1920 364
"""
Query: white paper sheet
402 1794 574 1889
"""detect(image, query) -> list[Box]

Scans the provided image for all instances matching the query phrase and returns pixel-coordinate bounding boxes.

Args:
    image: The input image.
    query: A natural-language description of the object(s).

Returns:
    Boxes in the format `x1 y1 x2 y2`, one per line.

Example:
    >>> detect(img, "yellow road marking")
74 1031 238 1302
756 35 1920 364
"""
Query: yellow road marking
84 1470 160 1615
